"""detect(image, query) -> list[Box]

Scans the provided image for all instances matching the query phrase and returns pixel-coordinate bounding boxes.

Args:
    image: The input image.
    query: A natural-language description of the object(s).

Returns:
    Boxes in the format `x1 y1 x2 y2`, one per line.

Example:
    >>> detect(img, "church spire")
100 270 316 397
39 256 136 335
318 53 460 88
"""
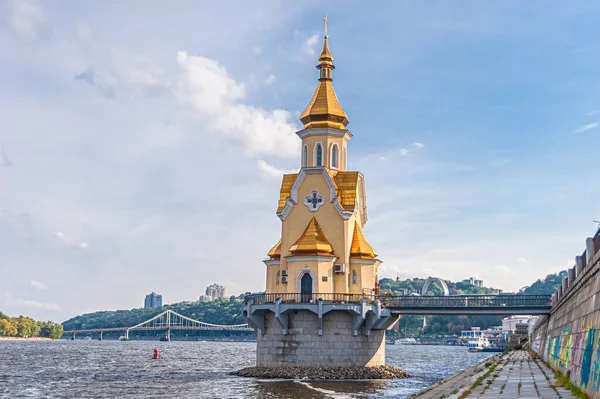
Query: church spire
299 17 349 130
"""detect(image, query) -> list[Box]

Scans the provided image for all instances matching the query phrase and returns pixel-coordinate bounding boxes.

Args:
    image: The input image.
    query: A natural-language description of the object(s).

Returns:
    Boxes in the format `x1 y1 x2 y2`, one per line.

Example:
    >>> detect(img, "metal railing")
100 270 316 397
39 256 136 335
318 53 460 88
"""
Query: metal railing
245 292 376 305
380 294 552 309
244 293 552 309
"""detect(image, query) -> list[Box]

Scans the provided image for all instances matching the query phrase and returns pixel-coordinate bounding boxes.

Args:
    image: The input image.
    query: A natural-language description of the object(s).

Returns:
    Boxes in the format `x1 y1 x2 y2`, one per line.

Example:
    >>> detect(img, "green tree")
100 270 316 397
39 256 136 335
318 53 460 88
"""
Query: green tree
520 270 567 295
0 319 17 336
14 316 41 337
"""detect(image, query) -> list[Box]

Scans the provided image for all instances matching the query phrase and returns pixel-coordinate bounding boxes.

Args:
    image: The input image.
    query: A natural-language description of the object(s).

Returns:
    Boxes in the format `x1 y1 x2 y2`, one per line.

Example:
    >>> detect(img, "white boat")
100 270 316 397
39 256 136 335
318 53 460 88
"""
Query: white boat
397 338 418 345
467 336 490 352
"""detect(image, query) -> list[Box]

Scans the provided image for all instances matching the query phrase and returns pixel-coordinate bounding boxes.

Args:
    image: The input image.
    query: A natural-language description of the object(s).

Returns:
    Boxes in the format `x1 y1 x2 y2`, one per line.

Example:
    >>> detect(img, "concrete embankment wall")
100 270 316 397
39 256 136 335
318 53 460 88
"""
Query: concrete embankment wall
531 230 600 398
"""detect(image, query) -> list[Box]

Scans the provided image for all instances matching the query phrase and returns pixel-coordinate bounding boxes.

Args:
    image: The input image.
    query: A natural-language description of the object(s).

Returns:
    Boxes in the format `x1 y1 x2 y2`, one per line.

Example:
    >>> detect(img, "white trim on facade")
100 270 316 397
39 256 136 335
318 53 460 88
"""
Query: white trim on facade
330 143 339 170
349 258 382 266
296 268 318 294
302 144 308 168
285 255 338 263
296 127 353 140
263 259 281 266
276 168 354 221
344 144 347 170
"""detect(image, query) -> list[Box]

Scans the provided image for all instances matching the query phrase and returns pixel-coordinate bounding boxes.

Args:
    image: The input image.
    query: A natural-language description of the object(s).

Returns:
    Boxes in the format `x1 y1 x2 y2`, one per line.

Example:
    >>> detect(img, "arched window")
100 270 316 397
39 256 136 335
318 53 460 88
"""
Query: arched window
314 143 323 166
276 271 280 285
352 270 357 284
302 145 308 167
330 144 339 169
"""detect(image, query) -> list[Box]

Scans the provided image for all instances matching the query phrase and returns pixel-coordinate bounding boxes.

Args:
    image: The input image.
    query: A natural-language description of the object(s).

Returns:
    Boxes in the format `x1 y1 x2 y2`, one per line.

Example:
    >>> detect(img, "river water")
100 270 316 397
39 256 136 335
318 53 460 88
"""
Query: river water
0 340 493 398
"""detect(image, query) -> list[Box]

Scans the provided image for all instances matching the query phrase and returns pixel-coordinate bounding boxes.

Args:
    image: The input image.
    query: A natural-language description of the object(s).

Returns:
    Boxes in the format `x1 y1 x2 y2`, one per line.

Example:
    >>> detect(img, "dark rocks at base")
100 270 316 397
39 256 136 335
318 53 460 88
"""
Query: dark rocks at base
232 365 410 380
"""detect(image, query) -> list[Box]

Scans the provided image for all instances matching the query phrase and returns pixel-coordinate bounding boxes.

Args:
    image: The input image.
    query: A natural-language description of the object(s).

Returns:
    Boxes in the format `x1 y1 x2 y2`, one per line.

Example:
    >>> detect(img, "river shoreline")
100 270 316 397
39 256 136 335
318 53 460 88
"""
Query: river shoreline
0 336 54 341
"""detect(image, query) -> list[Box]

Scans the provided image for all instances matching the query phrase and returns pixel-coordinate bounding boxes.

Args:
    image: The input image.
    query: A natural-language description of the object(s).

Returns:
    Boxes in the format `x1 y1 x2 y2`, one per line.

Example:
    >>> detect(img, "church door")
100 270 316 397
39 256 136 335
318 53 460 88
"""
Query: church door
301 273 313 303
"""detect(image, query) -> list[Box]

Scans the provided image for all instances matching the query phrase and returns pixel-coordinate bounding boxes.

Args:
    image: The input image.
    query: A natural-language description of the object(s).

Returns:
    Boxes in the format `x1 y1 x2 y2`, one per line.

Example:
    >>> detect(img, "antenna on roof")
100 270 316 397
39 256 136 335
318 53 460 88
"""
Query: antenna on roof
594 220 600 231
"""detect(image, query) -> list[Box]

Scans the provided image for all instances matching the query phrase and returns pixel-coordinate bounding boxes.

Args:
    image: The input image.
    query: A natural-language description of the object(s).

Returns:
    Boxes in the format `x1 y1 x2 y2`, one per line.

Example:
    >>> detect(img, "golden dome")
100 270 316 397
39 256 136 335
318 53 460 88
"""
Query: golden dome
299 22 349 130
289 216 335 256
350 222 376 259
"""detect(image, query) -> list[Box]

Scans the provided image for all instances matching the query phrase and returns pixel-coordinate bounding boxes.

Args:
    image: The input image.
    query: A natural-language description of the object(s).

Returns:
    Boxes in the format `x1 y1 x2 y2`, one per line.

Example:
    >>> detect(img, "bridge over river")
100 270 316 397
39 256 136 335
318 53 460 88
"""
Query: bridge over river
63 309 253 341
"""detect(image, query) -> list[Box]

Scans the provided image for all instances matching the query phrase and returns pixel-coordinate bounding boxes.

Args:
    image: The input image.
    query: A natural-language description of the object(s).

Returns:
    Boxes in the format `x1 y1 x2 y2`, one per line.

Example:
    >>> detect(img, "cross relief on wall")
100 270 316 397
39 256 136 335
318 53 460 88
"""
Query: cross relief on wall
303 190 324 211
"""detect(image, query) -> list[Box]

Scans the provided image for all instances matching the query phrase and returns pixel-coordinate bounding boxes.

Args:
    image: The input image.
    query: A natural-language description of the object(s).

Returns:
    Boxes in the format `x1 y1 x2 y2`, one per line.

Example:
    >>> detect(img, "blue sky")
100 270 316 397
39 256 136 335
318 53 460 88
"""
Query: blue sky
1 1 599 321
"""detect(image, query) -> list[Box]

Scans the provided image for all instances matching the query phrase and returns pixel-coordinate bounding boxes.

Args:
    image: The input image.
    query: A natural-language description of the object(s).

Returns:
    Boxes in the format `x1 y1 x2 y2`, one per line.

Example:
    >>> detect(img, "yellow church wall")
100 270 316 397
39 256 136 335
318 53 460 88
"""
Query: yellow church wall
265 264 283 294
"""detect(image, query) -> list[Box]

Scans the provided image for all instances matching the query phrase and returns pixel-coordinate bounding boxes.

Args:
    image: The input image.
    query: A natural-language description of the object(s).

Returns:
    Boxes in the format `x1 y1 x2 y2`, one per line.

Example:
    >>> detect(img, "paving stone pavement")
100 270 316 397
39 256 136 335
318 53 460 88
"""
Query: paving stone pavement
411 350 577 399
465 350 576 399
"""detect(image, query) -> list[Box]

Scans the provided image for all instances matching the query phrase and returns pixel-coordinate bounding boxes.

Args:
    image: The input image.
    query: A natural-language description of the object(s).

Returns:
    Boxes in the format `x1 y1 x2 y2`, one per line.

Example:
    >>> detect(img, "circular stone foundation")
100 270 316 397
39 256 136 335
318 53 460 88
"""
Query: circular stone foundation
257 310 386 367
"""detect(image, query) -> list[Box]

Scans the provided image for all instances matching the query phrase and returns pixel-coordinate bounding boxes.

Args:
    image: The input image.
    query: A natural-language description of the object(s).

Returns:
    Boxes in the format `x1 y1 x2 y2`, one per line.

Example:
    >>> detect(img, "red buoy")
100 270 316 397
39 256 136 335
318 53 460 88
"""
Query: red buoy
153 348 159 359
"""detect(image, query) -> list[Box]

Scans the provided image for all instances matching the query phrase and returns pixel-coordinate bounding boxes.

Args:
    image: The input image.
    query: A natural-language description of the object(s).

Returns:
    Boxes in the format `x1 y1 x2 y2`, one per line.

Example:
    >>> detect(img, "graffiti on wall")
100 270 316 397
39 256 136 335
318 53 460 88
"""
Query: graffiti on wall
544 326 599 396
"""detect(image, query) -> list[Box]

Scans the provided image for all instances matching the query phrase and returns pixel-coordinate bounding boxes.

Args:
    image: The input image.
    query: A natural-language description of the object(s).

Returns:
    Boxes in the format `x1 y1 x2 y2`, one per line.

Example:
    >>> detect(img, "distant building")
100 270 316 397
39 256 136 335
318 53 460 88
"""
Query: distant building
144 292 163 308
198 295 212 303
205 283 226 300
462 277 484 287
502 315 538 333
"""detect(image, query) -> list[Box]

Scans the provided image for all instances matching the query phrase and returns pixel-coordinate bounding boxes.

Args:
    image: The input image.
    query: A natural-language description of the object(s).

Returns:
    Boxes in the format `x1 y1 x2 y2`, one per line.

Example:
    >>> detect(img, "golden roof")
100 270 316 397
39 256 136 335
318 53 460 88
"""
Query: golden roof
333 171 360 212
350 222 377 259
277 173 298 213
299 28 349 130
289 216 335 256
267 239 281 260
276 171 361 214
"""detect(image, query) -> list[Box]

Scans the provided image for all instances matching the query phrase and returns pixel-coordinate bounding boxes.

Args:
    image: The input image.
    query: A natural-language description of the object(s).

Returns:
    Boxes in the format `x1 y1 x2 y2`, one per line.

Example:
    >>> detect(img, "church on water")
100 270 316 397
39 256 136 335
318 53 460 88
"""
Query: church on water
243 21 397 368
264 24 381 300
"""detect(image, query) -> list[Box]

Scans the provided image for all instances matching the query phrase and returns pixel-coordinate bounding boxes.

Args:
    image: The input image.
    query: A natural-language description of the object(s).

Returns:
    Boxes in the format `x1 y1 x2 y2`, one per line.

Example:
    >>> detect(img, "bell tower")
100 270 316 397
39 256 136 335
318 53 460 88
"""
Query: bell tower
298 18 350 171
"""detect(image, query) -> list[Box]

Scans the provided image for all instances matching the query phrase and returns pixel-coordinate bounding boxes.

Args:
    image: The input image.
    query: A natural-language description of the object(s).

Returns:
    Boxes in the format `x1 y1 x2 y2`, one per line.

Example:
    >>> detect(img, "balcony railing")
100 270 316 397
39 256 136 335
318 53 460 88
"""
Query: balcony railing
244 293 552 309
245 292 375 305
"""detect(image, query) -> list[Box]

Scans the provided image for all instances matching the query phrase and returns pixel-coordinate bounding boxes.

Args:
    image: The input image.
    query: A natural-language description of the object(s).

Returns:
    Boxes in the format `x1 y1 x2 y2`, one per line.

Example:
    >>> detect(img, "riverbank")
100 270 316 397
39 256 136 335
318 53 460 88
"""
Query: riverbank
0 336 53 341
233 365 410 379
409 350 578 399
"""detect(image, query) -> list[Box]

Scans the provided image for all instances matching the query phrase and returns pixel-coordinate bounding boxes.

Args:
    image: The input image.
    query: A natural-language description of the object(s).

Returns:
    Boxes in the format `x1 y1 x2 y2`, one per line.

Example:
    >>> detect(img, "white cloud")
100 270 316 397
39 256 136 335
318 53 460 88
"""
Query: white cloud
517 257 528 264
257 160 297 180
573 122 598 134
10 0 44 39
31 280 47 290
20 300 61 311
79 242 89 249
586 110 600 116
175 51 298 157
265 74 276 85
302 33 319 57
253 47 262 55
399 142 426 156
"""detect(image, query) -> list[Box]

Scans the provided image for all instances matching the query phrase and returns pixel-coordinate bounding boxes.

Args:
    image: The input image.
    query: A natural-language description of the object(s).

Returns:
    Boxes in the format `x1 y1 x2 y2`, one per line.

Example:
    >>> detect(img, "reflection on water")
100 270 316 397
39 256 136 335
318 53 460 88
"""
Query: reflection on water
0 340 493 398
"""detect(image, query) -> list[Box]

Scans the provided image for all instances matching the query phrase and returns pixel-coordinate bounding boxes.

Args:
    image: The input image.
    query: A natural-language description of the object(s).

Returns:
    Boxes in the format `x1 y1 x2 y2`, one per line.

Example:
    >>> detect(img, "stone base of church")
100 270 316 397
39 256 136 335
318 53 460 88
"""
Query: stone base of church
243 300 399 368
257 310 385 366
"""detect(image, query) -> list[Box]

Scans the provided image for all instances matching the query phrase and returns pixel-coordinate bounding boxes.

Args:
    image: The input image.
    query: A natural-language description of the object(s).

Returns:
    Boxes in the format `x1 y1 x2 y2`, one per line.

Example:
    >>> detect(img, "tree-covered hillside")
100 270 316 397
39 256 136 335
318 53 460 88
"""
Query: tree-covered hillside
62 296 246 331
379 277 500 296
519 270 567 295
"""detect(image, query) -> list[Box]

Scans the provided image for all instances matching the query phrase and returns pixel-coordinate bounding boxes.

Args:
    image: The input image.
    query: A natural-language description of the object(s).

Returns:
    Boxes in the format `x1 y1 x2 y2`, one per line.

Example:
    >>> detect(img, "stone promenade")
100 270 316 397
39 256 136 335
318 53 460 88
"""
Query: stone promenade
411 350 577 399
